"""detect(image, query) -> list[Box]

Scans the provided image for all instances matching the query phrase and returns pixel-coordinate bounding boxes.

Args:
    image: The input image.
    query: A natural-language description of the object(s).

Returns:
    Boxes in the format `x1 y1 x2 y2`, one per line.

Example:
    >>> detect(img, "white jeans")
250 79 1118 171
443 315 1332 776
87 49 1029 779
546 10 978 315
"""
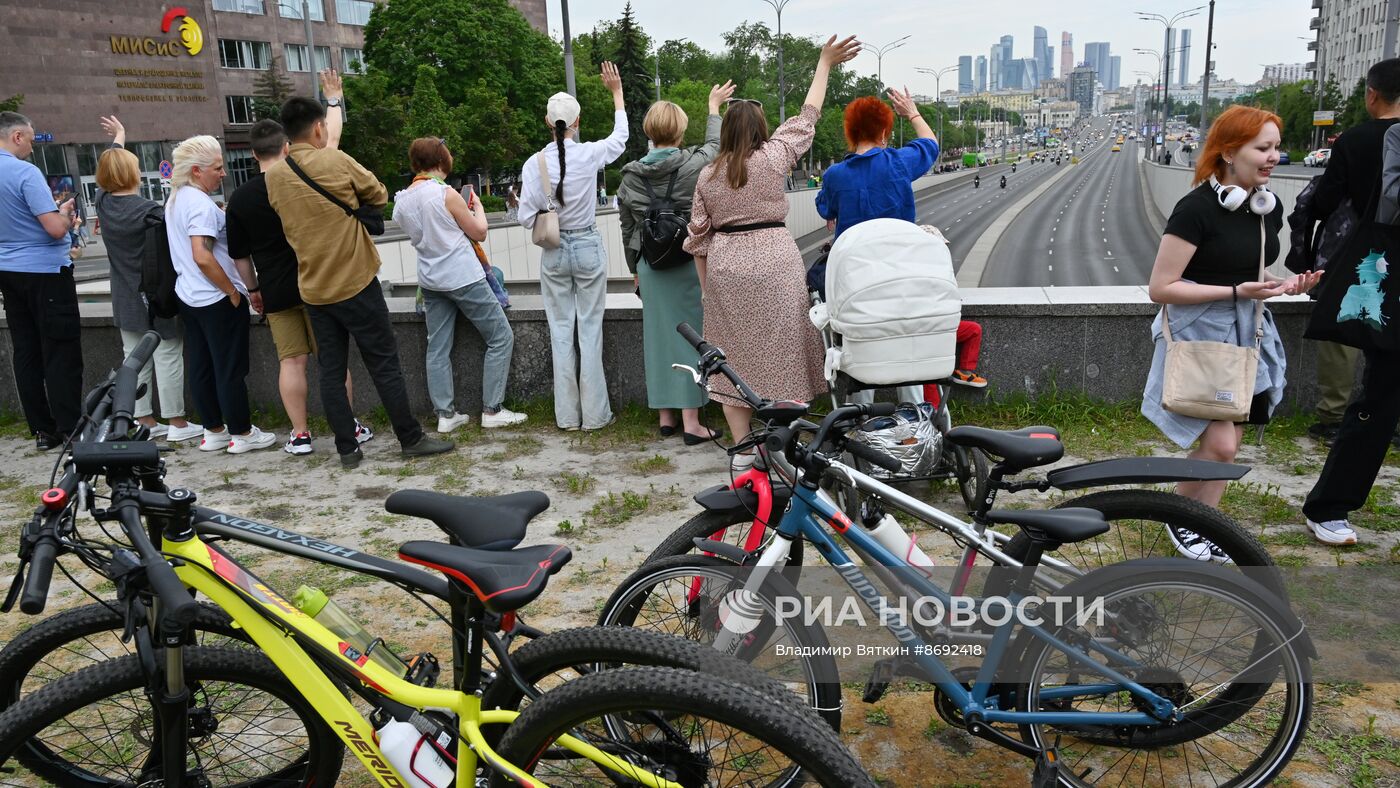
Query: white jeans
538 227 611 429
120 329 186 419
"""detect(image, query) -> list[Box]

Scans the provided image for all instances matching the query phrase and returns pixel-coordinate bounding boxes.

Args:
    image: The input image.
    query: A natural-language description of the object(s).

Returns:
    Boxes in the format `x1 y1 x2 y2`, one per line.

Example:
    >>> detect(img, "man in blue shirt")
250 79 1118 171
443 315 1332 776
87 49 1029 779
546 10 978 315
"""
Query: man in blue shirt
0 112 84 449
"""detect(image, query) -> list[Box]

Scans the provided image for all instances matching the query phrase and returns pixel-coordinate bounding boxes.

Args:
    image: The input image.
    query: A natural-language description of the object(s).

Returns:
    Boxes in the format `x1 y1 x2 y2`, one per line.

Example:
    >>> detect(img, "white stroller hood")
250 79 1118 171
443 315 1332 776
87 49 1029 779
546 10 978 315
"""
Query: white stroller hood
817 218 961 387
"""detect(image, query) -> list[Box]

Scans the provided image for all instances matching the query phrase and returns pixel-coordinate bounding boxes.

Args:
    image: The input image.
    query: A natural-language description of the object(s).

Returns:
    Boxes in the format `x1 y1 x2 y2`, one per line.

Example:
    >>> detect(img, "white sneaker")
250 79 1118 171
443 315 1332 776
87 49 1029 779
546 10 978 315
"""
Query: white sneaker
166 422 205 442
227 426 277 454
144 423 169 439
481 408 528 428
437 413 471 433
284 431 314 455
354 419 375 444
1306 518 1357 545
199 428 230 452
1166 526 1231 563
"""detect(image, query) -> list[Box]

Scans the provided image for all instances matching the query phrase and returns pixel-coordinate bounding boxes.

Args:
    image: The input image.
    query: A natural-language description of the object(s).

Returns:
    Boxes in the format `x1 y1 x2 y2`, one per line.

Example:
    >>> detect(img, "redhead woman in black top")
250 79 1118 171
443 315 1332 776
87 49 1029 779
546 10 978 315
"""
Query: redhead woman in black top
1142 105 1323 558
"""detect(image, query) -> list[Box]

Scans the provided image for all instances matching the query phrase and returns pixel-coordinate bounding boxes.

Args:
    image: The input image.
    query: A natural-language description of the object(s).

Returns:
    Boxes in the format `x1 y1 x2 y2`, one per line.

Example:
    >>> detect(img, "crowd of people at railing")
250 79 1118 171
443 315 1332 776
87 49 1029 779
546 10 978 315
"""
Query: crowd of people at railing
3 43 1400 549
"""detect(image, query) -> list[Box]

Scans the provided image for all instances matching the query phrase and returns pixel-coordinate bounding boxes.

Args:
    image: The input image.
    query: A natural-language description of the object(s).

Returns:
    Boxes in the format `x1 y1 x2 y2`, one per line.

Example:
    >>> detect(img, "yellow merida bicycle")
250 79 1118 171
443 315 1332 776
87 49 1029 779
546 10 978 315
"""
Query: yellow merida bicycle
0 332 874 788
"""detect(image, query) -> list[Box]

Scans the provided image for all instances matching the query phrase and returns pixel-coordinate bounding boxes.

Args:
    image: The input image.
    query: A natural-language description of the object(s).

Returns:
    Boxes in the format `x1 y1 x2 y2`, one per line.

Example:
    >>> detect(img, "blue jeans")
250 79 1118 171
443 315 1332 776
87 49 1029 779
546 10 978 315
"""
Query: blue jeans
539 227 611 429
423 278 515 415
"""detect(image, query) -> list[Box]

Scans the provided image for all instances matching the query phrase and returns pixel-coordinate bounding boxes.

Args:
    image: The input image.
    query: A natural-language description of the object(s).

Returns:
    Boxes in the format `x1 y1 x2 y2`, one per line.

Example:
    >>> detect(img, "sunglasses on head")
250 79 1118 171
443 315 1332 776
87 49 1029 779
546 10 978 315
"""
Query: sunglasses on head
725 98 764 109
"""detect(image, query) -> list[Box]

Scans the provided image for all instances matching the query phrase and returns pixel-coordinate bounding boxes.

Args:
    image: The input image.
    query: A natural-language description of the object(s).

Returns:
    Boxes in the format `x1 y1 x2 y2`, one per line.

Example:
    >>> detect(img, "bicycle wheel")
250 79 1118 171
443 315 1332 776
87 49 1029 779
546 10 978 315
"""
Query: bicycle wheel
0 602 247 710
598 555 843 730
646 508 805 567
488 666 876 788
947 443 990 513
0 646 344 787
994 490 1280 595
1014 561 1311 787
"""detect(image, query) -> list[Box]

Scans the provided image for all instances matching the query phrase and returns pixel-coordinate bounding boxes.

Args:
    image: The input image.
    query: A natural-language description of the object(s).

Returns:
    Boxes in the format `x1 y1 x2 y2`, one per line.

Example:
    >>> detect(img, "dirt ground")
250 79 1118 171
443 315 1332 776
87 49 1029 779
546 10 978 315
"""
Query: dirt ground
0 412 1396 786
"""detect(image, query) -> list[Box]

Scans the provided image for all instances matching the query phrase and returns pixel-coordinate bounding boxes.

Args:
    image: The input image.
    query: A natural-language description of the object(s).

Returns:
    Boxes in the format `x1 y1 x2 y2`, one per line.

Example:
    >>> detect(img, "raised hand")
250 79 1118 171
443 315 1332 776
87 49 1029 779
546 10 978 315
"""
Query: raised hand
888 86 918 119
318 68 342 100
600 61 623 95
708 80 736 113
819 35 862 68
99 115 125 147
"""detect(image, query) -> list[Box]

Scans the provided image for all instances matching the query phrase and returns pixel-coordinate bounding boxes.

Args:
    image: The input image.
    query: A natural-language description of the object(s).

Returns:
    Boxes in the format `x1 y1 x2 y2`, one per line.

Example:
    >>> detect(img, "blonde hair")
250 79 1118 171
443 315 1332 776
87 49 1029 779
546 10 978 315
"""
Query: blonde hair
167 134 223 212
643 101 688 147
96 148 140 193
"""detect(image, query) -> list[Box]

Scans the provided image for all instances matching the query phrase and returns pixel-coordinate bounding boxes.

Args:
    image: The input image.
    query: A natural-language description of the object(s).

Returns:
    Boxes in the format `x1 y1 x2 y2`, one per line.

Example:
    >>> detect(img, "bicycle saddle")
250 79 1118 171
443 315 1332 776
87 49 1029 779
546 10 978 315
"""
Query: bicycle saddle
385 490 550 550
944 425 1064 472
985 507 1109 546
397 542 572 614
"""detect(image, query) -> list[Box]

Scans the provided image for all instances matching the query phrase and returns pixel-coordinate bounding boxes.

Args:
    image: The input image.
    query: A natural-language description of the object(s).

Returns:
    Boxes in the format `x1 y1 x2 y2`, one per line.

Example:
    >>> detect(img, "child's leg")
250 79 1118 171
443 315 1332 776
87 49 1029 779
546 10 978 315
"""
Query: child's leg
956 320 983 371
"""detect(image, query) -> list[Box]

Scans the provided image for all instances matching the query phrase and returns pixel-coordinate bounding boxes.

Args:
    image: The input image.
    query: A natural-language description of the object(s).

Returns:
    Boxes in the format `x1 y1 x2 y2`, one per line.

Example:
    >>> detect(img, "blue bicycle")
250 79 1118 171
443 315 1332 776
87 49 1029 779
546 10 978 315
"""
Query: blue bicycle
601 324 1314 787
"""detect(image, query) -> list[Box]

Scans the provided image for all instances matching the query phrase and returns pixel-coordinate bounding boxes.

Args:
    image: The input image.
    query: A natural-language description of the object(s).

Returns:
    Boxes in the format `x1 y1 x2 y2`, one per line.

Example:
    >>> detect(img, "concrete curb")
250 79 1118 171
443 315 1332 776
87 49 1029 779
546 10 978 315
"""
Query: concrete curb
1137 157 1168 237
957 156 1082 288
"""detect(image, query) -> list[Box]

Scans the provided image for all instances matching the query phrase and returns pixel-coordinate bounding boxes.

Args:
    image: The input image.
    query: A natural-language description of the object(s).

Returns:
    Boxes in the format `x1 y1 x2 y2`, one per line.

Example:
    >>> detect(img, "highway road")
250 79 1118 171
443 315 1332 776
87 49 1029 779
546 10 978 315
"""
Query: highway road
981 118 1160 287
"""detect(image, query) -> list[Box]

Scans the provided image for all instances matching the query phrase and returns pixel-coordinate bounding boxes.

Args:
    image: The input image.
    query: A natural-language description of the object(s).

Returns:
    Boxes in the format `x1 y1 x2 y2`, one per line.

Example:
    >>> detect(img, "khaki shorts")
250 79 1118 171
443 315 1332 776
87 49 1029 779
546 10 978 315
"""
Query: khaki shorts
266 305 317 360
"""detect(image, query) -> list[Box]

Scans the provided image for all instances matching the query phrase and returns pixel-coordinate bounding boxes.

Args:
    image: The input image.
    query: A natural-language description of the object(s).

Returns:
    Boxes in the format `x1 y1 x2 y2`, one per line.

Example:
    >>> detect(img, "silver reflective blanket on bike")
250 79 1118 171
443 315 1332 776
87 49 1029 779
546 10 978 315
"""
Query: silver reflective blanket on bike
847 402 942 478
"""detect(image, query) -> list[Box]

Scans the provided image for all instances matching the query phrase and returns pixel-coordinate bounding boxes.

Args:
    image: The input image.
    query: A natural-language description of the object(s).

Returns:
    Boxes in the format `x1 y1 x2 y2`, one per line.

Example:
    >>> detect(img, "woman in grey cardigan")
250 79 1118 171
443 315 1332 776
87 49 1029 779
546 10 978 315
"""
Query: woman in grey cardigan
617 81 733 442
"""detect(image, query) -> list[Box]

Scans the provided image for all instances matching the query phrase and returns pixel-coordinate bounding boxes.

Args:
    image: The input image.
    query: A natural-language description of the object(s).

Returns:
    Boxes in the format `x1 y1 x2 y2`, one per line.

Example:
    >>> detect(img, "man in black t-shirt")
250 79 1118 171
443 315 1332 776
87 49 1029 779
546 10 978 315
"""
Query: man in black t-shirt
228 90 372 459
1299 58 1400 546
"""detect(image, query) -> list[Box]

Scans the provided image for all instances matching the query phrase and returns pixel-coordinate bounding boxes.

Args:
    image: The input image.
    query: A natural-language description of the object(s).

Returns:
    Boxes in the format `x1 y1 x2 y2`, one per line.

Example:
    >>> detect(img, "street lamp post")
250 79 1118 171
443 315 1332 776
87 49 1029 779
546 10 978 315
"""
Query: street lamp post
278 0 320 102
862 35 911 88
1200 0 1216 135
915 64 958 153
561 0 577 95
757 0 795 123
649 38 691 104
1137 7 1204 161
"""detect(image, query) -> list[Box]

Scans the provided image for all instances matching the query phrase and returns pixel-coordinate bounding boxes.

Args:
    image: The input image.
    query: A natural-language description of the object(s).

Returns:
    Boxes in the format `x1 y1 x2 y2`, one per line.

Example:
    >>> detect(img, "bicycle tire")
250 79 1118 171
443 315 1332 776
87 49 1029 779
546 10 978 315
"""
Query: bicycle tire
646 507 805 568
0 601 247 712
1012 561 1311 787
488 666 876 788
948 443 990 513
0 646 343 787
597 555 843 730
993 489 1281 595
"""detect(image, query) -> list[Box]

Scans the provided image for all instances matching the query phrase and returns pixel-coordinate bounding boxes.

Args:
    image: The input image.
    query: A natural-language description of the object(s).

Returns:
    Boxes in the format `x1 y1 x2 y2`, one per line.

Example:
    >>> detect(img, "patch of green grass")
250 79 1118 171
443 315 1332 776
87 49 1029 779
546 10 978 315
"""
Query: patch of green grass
630 454 675 475
922 715 946 738
1352 485 1400 534
585 491 651 526
555 519 575 535
1218 482 1296 528
1309 715 1400 786
555 470 597 495
484 434 543 463
864 707 892 726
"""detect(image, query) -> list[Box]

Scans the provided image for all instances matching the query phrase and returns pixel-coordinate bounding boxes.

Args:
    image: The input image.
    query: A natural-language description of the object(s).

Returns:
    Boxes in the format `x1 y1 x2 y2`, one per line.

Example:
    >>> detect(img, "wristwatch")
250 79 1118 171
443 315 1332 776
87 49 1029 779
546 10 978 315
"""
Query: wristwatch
326 98 342 108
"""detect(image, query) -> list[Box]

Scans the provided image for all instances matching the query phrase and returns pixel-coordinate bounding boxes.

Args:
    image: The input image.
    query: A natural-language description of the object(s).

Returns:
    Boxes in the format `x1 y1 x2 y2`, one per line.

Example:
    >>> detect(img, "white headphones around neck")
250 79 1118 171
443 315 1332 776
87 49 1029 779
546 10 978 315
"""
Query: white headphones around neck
1209 176 1276 215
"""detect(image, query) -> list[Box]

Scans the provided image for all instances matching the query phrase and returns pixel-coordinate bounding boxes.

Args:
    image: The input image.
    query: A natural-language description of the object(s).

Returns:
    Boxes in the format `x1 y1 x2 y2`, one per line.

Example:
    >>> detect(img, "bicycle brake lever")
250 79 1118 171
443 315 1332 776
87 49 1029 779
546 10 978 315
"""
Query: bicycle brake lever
671 363 705 386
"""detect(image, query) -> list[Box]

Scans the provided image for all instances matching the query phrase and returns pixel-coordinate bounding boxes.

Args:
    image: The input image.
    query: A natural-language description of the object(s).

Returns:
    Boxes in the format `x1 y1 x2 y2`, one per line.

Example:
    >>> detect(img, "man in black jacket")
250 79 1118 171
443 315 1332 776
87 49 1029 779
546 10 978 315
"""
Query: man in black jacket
1298 58 1400 545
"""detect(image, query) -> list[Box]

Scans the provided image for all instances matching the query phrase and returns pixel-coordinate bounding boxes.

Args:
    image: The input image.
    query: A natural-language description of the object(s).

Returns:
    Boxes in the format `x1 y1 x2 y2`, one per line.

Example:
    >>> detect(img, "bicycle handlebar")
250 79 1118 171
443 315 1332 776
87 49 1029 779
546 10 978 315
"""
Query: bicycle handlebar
117 502 199 630
18 535 57 614
675 323 766 408
111 330 161 437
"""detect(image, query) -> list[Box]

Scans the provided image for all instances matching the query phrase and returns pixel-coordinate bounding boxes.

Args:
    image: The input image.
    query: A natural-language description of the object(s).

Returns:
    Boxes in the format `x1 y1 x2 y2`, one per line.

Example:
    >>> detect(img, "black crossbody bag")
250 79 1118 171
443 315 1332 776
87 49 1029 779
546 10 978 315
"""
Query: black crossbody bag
285 156 385 236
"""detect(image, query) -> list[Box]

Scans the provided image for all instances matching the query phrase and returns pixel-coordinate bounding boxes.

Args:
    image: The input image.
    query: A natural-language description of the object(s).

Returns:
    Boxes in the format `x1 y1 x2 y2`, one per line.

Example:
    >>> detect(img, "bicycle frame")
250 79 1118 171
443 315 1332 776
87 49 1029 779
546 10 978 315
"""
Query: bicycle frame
718 471 1180 737
159 532 685 788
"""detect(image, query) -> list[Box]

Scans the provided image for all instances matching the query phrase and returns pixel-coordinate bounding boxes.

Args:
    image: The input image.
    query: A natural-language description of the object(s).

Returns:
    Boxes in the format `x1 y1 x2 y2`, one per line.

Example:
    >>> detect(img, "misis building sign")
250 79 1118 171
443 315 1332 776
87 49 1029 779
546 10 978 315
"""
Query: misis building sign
110 7 205 57
108 6 210 107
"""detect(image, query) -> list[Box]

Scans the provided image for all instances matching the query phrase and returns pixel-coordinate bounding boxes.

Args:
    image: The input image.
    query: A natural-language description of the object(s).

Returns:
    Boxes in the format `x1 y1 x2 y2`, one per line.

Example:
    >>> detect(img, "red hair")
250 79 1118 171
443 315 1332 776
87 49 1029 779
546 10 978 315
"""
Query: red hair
1193 105 1282 186
844 97 895 150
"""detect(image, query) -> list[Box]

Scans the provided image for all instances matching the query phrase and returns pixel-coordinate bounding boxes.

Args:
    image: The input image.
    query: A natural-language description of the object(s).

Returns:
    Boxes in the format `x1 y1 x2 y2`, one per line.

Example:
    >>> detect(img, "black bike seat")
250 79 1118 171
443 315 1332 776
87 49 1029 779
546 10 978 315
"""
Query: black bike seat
945 426 1064 472
986 507 1109 546
397 541 572 614
385 490 550 550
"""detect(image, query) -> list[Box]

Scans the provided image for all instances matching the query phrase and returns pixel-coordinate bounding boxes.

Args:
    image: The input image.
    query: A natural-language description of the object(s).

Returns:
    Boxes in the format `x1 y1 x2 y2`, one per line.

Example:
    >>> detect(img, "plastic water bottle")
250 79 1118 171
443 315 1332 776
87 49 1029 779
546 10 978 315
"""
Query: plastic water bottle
865 515 936 578
291 585 409 677
377 719 454 788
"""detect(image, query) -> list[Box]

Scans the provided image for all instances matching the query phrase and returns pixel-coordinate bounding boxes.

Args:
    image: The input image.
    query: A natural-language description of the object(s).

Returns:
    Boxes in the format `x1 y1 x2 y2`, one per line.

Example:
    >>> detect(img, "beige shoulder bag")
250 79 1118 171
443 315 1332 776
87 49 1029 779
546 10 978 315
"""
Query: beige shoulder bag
531 150 561 250
1159 216 1265 422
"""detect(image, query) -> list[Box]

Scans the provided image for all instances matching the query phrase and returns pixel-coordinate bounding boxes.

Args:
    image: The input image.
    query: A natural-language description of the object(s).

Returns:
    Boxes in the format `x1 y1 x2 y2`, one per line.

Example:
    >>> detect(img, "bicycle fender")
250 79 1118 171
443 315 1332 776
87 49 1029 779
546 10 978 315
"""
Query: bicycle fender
691 484 792 517
1045 457 1250 491
692 538 751 564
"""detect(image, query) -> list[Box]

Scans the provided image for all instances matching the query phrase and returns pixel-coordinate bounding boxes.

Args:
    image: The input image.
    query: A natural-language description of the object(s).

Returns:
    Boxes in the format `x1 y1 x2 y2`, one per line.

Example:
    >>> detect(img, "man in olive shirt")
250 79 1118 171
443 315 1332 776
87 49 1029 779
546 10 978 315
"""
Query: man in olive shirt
266 97 452 467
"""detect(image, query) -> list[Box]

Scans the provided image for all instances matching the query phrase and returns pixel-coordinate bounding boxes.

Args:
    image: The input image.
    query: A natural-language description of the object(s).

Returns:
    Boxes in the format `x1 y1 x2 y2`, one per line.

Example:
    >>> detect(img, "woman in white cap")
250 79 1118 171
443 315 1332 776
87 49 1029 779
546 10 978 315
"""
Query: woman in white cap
518 62 628 431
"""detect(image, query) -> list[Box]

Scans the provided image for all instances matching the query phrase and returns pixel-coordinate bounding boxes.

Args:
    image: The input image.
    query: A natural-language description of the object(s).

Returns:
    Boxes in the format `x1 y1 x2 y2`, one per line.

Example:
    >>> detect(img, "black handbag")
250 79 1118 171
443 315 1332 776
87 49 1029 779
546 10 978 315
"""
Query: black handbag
1305 175 1400 352
285 156 385 236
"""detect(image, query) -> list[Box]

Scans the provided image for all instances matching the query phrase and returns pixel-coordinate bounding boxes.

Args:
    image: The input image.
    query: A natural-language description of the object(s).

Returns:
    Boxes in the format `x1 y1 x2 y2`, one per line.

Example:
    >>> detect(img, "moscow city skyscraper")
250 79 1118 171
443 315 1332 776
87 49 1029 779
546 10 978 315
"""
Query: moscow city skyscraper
1060 31 1073 78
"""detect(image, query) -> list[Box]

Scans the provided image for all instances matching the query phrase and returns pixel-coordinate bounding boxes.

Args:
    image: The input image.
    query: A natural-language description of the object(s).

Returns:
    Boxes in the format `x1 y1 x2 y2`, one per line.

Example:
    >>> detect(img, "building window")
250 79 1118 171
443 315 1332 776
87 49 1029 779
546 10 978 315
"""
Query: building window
213 0 265 13
342 47 365 73
285 44 331 72
277 0 325 21
226 149 257 189
226 96 258 125
30 145 68 177
219 39 272 69
335 0 374 25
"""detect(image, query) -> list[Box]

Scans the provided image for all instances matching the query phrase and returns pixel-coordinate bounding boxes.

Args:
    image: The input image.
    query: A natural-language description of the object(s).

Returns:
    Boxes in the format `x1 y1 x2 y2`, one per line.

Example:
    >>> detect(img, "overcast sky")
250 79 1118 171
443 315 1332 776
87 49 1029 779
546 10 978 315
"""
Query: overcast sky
547 0 1315 94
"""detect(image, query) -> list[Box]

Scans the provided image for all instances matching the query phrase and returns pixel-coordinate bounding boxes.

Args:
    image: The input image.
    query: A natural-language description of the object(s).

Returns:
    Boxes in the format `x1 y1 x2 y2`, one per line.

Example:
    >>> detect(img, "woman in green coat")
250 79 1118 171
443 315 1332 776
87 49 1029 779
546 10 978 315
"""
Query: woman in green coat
618 80 734 442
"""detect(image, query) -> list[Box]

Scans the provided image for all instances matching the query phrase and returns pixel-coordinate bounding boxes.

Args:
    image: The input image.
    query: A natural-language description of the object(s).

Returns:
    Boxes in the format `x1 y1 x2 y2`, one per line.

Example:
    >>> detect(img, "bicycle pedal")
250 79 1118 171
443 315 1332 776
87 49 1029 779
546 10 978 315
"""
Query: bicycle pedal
1031 747 1060 788
862 657 898 703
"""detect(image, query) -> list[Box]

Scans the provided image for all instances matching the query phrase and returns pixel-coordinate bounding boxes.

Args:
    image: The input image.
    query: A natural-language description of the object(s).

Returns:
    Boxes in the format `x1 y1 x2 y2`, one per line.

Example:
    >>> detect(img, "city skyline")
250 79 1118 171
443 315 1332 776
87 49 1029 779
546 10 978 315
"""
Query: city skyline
550 0 1313 98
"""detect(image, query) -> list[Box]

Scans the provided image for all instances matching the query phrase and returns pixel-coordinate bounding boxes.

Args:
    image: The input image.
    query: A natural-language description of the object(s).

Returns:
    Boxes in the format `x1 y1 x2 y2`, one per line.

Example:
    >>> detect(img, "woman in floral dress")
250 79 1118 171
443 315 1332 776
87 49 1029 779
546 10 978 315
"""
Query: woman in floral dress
685 34 862 470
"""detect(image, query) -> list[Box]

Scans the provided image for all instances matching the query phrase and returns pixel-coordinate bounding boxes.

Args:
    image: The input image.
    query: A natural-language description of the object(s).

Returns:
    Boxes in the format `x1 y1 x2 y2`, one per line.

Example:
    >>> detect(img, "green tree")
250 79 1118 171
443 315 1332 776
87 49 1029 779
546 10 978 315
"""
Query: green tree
341 69 409 186
612 3 652 160
251 55 295 121
407 65 455 146
1338 78 1368 131
0 94 22 113
456 78 527 192
662 79 713 147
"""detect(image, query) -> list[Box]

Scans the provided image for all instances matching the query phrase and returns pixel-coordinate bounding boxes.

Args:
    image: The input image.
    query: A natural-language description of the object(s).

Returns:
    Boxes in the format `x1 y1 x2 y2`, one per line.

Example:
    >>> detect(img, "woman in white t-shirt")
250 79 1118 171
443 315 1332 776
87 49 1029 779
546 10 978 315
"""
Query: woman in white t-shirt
395 138 525 432
166 135 276 454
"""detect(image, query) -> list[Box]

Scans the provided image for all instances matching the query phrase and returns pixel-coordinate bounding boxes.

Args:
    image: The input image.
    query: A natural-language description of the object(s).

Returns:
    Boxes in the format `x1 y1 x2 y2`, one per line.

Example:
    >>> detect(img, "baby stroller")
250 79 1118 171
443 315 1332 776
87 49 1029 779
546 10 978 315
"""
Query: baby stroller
807 218 989 515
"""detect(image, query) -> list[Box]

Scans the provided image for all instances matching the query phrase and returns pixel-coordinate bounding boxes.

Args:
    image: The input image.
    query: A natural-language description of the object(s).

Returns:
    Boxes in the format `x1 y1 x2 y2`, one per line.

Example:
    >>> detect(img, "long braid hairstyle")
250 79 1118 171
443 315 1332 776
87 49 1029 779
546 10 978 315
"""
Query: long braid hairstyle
553 119 568 206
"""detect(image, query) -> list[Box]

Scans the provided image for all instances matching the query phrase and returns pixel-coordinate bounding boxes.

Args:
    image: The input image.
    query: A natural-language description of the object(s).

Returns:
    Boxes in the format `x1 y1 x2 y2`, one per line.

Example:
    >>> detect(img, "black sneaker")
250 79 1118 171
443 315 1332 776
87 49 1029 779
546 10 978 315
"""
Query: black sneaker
402 435 454 458
1166 526 1231 563
34 432 64 451
340 448 363 469
1308 421 1340 444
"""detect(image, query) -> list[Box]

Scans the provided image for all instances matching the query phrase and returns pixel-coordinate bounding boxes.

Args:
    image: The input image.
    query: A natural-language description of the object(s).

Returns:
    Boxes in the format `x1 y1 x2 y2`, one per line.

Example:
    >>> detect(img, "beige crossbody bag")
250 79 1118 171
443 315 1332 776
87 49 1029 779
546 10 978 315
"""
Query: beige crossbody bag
531 150 561 250
1160 216 1265 422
